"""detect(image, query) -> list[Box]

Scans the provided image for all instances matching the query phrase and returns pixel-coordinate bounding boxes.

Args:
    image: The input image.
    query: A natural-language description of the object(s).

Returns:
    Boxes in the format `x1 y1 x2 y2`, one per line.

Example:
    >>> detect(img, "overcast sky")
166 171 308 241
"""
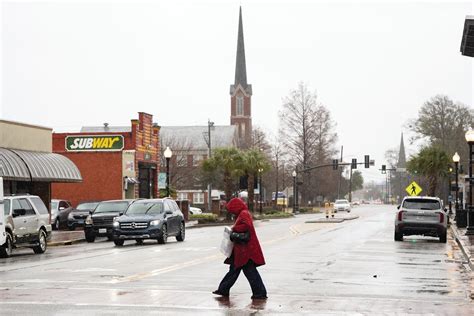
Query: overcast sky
1 0 473 184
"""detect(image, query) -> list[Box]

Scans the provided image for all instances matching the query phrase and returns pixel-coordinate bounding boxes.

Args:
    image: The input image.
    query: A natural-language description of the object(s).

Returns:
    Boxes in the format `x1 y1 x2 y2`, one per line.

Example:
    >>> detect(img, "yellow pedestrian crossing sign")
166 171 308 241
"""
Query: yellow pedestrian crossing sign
406 181 422 196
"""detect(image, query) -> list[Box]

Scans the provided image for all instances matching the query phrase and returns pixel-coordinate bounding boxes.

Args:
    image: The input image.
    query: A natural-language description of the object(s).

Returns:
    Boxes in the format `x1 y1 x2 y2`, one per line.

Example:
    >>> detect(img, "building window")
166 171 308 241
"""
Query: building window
193 155 203 166
193 192 204 204
177 192 188 201
237 96 244 116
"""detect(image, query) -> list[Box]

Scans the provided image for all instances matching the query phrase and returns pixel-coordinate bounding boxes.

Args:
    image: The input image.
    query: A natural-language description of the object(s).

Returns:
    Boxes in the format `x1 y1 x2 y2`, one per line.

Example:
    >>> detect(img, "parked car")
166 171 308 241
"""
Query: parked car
67 201 100 230
189 206 202 215
84 199 137 242
112 198 185 246
394 196 447 243
334 199 351 213
50 199 74 230
1 195 52 257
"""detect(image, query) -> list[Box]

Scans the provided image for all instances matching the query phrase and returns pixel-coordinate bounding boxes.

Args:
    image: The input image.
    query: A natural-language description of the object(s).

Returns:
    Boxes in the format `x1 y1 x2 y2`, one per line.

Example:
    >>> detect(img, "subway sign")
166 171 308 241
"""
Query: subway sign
65 135 124 152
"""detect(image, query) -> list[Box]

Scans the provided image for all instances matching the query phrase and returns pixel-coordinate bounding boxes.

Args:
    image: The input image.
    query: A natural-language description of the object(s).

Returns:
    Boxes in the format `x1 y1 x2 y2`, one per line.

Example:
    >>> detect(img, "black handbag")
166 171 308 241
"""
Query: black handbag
230 230 250 244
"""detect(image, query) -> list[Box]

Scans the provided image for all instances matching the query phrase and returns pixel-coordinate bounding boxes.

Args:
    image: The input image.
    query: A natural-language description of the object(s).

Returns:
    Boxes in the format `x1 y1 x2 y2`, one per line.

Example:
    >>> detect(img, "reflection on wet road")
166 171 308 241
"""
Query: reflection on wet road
0 205 472 314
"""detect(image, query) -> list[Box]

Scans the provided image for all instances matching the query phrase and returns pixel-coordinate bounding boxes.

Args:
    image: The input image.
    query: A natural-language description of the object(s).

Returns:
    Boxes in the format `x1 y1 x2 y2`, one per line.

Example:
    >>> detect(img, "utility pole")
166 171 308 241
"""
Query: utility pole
207 120 214 212
274 154 279 209
337 145 343 199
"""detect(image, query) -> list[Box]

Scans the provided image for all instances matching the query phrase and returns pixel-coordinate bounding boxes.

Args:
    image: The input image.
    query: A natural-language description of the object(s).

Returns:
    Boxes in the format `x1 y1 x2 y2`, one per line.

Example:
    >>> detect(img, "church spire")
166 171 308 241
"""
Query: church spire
397 133 407 168
234 6 247 89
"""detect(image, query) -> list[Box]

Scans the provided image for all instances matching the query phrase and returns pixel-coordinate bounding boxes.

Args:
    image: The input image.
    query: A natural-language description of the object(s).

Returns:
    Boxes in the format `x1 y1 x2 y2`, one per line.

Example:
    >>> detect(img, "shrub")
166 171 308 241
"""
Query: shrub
189 213 218 224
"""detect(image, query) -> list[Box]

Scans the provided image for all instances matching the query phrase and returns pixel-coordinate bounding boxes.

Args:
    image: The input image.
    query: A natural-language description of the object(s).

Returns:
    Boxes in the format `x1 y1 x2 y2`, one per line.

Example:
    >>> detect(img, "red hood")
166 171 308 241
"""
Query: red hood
226 198 248 215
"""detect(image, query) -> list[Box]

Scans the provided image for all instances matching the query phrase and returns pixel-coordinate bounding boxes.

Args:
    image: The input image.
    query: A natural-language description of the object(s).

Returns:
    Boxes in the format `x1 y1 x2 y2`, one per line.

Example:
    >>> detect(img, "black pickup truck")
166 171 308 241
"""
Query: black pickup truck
84 199 137 242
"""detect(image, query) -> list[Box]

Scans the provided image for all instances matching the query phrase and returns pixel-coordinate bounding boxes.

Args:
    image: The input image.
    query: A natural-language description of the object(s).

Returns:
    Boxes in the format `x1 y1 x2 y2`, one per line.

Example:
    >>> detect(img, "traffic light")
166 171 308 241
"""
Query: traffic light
351 158 357 169
364 155 370 168
332 159 339 170
381 165 386 174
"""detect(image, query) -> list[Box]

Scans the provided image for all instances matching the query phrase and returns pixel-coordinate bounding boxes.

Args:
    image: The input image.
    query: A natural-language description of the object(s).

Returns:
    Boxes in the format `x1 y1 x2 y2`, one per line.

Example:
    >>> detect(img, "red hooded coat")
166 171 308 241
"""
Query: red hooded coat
225 198 265 268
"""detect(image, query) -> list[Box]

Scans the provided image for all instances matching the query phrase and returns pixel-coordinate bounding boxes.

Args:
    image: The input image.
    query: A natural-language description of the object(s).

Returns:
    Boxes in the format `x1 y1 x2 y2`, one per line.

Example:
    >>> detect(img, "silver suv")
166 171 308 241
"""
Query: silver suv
394 196 447 243
1 195 52 257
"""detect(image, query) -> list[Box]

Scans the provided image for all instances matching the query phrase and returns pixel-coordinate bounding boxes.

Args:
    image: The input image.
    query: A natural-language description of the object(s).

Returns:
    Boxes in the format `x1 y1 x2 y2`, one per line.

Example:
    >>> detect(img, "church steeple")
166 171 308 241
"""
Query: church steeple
234 6 247 89
397 133 407 168
230 6 252 148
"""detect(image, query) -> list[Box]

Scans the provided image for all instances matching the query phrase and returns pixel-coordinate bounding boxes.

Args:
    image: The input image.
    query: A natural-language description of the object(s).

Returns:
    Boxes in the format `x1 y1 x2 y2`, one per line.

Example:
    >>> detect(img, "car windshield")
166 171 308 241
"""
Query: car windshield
335 200 348 204
76 202 99 211
51 202 58 210
94 201 130 213
126 202 163 215
403 199 440 210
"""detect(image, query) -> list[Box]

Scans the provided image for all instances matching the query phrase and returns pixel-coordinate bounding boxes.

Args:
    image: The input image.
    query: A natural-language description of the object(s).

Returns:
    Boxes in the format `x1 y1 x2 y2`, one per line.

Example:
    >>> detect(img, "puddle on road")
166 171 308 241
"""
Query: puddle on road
416 289 451 295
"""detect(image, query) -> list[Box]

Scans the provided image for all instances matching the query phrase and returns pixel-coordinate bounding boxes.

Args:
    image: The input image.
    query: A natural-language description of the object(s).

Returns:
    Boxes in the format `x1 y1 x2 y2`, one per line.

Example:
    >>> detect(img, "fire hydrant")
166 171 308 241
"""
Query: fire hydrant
325 202 334 218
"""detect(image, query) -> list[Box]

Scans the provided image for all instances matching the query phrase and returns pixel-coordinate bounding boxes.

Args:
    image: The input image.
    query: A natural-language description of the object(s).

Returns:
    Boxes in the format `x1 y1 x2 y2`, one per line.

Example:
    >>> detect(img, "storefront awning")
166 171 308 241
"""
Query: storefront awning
0 148 82 182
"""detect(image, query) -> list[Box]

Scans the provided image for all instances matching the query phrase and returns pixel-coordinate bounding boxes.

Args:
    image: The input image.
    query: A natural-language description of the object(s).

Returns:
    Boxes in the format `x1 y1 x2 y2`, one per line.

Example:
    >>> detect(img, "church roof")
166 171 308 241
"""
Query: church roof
397 133 407 168
230 7 252 95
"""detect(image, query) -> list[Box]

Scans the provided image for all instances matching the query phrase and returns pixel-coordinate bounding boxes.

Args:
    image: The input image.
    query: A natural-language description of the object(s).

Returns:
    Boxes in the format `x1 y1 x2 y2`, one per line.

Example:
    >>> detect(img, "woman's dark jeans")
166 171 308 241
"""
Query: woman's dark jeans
217 260 267 297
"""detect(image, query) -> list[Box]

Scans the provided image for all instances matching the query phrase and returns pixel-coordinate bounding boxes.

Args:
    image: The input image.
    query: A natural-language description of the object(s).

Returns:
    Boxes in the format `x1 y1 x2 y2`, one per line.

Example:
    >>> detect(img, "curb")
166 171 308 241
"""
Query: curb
305 215 359 224
450 224 474 271
48 238 85 247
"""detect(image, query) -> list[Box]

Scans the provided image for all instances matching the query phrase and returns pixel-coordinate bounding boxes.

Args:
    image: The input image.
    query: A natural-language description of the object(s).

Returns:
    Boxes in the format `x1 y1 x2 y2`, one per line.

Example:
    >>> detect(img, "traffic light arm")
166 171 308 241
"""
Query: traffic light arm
296 161 374 174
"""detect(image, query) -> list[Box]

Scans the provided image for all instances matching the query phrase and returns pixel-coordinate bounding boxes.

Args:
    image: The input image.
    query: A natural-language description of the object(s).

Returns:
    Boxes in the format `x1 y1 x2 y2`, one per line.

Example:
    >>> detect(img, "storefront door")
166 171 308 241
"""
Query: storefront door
138 163 156 198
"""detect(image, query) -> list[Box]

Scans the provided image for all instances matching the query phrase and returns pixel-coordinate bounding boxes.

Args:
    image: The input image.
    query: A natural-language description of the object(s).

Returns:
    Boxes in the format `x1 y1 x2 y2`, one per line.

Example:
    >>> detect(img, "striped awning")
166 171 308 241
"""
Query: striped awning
0 148 82 182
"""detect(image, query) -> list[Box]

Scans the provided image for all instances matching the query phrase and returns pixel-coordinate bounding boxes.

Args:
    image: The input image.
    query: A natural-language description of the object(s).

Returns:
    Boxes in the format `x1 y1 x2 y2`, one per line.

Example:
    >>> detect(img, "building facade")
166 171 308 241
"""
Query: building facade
0 119 82 209
52 112 160 207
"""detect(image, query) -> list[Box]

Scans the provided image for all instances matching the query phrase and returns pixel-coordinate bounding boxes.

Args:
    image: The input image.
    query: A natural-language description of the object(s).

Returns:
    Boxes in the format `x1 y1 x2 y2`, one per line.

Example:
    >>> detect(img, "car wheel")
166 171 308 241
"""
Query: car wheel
135 239 144 245
0 231 13 258
114 239 124 246
33 230 47 254
54 218 60 231
85 231 96 243
158 224 168 244
394 231 403 242
439 231 447 243
176 222 185 242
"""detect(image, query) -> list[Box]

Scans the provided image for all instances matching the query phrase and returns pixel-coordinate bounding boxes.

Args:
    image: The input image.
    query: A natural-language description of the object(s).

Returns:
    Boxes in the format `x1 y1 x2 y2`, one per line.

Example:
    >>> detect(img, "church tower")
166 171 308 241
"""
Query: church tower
230 7 252 148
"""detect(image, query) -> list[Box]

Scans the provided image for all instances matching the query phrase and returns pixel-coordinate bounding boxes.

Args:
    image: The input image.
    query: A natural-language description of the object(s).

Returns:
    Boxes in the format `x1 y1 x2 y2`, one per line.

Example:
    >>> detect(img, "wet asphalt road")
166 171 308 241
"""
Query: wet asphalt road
0 205 472 315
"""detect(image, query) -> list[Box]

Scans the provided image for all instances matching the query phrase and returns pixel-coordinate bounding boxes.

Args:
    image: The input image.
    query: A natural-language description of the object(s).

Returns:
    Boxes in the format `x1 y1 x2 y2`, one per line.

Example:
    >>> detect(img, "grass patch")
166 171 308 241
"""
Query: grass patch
256 211 293 219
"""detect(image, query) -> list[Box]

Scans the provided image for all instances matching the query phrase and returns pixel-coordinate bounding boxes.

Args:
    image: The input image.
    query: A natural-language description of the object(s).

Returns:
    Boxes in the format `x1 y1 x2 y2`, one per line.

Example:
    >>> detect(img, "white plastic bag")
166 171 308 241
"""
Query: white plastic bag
219 226 233 258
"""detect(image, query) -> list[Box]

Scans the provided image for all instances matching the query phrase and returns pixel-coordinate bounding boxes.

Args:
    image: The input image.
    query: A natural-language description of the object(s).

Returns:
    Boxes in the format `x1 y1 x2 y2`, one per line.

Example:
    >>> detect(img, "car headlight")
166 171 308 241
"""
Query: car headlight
150 220 161 226
85 215 93 225
68 213 74 220
113 221 120 228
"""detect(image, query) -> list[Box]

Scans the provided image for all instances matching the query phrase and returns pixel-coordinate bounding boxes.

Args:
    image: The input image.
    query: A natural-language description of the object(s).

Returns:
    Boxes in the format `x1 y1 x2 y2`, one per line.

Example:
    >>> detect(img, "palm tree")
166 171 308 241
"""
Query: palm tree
202 147 244 202
241 148 271 211
407 145 450 196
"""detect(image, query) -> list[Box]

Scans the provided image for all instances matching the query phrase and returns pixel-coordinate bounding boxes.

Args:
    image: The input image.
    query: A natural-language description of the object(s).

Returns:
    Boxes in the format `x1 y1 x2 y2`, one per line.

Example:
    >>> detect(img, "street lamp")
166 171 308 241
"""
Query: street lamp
465 130 474 235
292 170 297 214
164 146 173 197
258 168 263 215
453 152 460 218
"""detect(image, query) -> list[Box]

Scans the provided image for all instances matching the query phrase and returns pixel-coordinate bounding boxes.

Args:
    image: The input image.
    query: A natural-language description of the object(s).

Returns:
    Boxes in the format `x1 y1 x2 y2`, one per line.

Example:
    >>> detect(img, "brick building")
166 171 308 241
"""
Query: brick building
52 112 160 207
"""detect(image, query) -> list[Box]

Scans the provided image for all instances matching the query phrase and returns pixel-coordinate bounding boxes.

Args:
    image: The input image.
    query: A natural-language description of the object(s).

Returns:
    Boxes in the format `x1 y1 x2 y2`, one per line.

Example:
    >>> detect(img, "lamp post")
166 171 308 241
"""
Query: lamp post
465 130 474 235
292 170 297 214
453 152 460 218
164 146 173 197
258 168 263 215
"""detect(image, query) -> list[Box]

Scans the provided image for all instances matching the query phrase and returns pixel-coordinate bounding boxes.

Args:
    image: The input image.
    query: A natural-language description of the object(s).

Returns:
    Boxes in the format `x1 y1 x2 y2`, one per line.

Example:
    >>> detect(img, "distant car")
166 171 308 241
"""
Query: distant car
189 206 202 215
50 199 74 230
351 201 360 206
334 199 351 213
67 201 100 230
394 196 447 243
84 199 137 242
112 198 185 246
1 195 52 257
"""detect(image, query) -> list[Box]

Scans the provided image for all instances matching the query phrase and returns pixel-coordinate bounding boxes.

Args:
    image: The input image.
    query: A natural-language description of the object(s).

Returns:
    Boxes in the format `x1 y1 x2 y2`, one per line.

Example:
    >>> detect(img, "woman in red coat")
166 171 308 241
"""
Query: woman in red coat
213 197 267 299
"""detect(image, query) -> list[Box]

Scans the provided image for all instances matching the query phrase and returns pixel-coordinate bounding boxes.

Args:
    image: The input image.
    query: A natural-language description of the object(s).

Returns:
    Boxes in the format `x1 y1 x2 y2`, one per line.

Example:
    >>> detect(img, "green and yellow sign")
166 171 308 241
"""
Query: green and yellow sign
66 135 124 152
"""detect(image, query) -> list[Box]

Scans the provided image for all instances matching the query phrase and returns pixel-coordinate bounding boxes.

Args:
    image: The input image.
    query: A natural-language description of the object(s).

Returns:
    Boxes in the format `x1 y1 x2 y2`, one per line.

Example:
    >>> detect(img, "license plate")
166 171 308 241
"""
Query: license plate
99 228 107 234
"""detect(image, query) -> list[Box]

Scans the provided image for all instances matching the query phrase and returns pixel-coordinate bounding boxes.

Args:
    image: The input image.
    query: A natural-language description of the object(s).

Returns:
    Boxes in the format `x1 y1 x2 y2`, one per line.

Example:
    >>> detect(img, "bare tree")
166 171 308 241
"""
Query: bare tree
279 82 338 204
